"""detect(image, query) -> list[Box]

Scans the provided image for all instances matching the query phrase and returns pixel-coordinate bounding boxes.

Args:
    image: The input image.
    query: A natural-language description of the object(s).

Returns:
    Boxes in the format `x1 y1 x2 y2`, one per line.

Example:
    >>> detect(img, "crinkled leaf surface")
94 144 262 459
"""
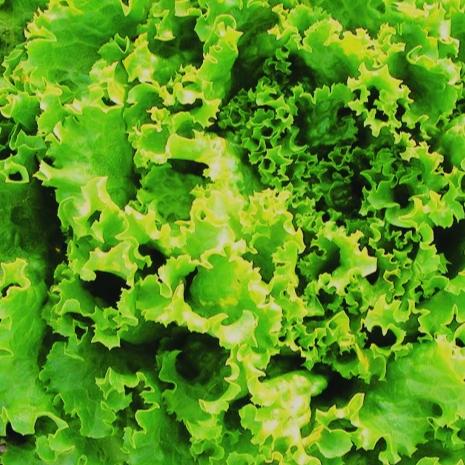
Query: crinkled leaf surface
3 0 465 464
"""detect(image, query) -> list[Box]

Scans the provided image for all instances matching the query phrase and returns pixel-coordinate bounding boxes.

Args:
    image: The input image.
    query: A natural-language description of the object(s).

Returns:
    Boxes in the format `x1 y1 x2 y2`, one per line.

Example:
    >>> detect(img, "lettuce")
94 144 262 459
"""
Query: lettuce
2 1 465 464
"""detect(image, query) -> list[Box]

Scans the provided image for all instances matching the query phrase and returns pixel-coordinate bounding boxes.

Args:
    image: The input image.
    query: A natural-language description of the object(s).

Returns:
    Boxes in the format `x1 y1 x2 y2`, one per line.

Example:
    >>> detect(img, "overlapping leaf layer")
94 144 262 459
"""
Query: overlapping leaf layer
2 1 465 464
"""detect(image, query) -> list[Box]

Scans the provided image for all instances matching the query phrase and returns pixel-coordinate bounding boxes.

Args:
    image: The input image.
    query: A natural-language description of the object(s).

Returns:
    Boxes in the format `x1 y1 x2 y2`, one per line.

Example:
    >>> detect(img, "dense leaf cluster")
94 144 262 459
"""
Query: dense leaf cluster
2 1 465 464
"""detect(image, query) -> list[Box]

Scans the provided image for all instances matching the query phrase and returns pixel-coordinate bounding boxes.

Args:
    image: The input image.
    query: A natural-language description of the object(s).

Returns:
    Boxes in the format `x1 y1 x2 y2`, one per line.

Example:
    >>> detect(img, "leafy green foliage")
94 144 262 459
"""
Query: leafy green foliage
2 1 465 464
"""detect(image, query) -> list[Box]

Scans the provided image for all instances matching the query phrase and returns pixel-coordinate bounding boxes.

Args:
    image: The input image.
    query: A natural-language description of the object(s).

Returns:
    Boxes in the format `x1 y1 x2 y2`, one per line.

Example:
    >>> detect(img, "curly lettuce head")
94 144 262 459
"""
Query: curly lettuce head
2 1 465 465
